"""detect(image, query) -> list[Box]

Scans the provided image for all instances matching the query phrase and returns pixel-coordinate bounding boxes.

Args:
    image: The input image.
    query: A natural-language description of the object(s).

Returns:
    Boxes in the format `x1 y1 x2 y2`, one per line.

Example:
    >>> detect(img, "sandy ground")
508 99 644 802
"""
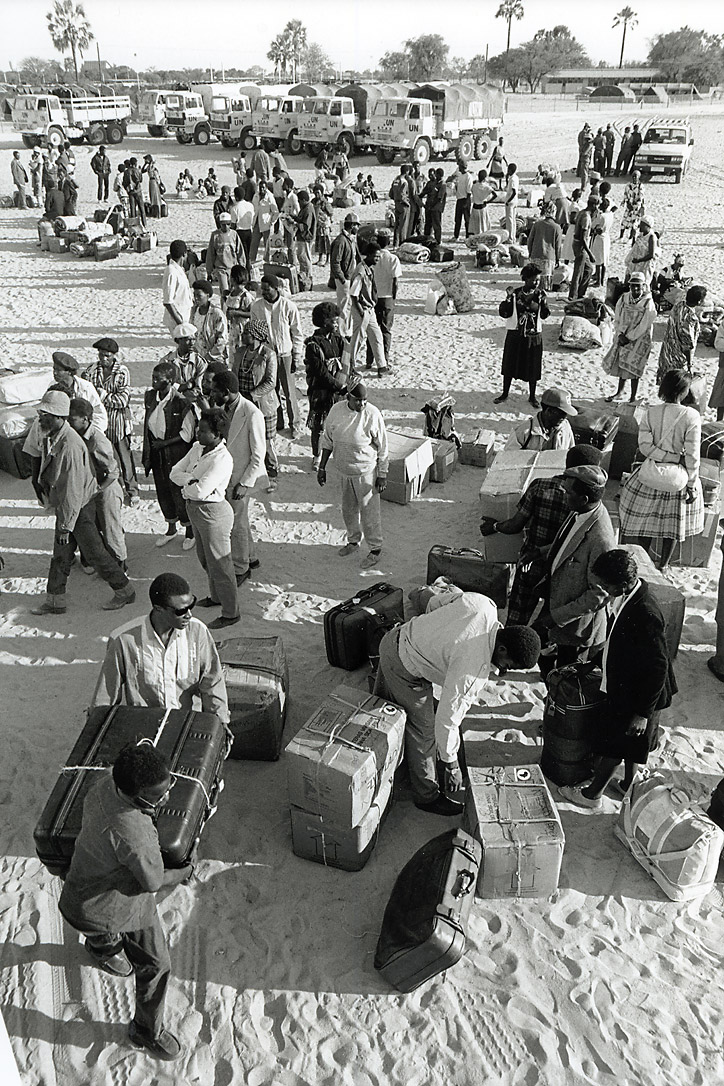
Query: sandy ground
1 108 724 1086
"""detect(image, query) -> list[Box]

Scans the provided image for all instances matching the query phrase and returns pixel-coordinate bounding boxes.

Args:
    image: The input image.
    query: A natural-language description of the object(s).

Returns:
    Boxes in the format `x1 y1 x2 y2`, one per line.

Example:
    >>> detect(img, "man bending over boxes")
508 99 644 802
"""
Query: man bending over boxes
374 585 541 816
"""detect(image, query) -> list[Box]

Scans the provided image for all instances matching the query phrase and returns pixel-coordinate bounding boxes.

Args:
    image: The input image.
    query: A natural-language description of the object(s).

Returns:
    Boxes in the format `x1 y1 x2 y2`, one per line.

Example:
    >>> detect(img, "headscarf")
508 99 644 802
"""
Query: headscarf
246 318 270 345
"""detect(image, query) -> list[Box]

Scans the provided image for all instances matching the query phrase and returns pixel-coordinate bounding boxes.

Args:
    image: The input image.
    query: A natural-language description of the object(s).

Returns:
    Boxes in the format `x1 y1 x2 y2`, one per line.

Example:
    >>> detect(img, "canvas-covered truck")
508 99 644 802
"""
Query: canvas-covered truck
137 89 172 136
369 83 504 166
634 117 694 183
252 84 333 154
167 82 258 146
12 87 132 148
209 88 261 149
298 83 410 158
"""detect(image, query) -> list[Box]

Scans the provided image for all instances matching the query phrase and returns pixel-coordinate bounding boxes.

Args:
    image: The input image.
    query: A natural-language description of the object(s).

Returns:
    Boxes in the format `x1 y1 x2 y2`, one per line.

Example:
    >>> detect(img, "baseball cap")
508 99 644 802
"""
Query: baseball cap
172 323 196 339
218 212 232 223
540 387 578 416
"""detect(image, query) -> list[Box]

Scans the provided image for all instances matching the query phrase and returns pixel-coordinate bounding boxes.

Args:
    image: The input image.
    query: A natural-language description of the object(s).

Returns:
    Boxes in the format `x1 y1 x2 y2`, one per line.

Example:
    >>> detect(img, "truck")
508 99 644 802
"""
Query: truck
136 89 173 136
12 86 132 148
298 83 410 158
633 116 694 184
252 84 332 154
166 82 259 146
369 82 504 166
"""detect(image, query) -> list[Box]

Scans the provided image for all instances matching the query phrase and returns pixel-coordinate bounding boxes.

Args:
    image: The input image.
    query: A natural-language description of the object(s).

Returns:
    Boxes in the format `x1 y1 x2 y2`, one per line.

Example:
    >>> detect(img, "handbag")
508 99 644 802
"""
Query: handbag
636 404 688 493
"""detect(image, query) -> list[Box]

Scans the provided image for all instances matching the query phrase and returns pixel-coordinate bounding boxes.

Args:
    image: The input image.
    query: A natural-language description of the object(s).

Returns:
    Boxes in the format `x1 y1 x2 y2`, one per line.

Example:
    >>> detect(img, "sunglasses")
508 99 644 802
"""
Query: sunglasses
167 596 196 616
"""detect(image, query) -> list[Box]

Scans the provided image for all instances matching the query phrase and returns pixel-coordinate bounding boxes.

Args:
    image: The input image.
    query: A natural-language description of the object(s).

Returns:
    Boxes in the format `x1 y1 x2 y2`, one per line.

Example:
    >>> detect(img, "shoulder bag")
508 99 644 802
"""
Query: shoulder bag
636 405 688 493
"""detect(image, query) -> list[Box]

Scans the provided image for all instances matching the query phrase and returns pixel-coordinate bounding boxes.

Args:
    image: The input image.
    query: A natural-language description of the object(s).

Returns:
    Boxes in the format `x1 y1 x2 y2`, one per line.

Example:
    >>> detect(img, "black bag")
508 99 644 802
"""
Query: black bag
159 201 169 218
428 246 454 263
219 636 288 760
570 407 619 451
541 665 604 785
366 613 402 676
426 546 512 609
34 707 227 876
701 421 724 463
0 433 33 479
707 777 724 832
374 829 481 992
324 582 404 670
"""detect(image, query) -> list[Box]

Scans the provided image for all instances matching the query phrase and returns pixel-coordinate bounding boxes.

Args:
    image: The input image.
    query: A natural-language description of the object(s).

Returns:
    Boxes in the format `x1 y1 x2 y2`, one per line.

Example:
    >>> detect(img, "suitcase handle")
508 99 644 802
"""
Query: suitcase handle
450 548 484 560
452 869 475 899
343 583 393 611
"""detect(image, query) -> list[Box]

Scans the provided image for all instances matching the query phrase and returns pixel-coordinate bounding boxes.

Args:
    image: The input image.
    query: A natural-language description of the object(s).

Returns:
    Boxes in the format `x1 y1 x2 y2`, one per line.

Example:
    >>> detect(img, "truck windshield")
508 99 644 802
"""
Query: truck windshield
265 99 280 113
644 128 687 145
313 100 330 115
282 99 302 113
211 97 228 112
230 99 248 112
165 95 182 109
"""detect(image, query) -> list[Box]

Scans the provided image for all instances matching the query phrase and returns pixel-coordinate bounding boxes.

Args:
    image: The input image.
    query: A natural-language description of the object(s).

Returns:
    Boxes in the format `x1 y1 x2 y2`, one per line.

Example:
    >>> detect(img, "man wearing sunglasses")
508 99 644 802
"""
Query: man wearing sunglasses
91 572 229 726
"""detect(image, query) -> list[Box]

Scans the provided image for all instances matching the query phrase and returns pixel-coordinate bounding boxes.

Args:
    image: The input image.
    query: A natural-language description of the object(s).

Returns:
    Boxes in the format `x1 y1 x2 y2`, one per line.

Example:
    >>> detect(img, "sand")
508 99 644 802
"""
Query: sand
1 106 724 1085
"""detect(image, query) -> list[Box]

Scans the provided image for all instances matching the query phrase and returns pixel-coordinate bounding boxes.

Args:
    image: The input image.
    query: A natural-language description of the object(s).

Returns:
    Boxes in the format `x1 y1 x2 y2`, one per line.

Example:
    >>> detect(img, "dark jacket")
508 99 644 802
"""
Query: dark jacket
142 387 192 474
304 330 347 420
600 580 677 721
329 229 359 285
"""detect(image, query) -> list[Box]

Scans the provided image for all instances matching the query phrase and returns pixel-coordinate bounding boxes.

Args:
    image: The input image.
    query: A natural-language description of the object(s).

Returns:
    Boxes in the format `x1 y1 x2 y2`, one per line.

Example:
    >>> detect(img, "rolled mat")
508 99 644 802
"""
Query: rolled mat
437 262 474 312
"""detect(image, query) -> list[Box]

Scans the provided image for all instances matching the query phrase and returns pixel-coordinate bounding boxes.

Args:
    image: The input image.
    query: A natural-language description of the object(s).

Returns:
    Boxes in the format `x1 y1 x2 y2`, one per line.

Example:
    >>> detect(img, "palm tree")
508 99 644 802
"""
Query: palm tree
496 0 525 54
46 0 94 83
612 7 638 69
283 19 308 84
267 34 289 79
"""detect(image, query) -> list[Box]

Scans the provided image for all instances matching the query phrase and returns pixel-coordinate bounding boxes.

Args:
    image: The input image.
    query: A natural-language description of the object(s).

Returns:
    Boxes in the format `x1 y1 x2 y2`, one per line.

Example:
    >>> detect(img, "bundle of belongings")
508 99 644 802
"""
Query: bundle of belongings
559 295 614 351
420 393 461 448
397 242 430 264
0 366 52 478
424 277 454 316
651 253 691 314
436 261 474 312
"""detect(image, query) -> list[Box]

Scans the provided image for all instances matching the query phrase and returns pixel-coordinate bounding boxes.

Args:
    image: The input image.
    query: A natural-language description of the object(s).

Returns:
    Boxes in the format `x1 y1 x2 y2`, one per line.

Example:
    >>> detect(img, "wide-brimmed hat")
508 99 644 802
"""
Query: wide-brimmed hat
541 387 578 416
38 390 70 417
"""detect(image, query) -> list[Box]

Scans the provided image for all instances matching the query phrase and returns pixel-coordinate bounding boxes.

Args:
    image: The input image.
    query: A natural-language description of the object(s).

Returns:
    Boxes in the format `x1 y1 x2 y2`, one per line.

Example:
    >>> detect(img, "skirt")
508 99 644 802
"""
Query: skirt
501 331 543 382
593 708 660 764
469 205 490 236
619 470 704 542
709 361 724 409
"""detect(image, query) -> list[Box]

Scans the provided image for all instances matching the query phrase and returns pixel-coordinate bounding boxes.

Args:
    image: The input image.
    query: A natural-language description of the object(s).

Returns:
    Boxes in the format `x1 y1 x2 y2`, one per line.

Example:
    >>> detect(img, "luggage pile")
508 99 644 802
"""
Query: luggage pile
285 684 406 870
0 366 52 479
324 582 405 671
38 208 158 261
219 635 289 761
559 296 615 351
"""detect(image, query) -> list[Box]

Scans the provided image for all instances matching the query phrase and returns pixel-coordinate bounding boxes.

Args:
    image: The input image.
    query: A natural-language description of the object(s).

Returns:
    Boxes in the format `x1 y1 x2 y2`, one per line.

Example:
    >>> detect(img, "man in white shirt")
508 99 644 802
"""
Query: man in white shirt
250 273 304 435
447 160 473 240
505 387 577 451
162 241 193 338
375 587 541 815
249 179 280 263
317 380 388 569
170 412 238 630
230 186 254 263
366 232 401 370
91 571 229 723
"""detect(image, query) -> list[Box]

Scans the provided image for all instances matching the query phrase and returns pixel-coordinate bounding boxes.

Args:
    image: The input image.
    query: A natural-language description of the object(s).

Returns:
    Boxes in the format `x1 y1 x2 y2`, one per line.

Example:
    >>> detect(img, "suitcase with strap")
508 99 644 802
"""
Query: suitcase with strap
426 545 512 609
324 582 405 670
219 635 289 760
541 664 604 786
34 706 228 877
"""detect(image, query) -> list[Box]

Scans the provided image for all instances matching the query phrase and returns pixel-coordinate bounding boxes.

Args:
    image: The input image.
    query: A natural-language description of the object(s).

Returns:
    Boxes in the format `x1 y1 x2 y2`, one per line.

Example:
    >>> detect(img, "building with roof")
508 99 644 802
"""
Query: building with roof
542 68 662 95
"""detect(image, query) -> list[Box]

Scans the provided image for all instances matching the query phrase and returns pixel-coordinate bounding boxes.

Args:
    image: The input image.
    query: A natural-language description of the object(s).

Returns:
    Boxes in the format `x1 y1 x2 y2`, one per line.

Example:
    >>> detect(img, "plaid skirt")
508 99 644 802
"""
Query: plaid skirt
619 470 704 542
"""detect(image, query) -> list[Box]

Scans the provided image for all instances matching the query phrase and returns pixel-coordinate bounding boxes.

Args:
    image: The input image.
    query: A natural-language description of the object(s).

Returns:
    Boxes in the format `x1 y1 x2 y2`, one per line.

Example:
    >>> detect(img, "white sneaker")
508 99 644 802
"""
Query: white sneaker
182 537 195 551
557 784 602 810
155 533 177 548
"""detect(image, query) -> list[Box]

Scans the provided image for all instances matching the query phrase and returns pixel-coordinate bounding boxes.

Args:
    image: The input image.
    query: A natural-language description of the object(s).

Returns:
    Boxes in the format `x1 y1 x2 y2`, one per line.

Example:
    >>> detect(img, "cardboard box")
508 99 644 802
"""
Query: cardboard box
382 431 434 505
699 460 721 511
220 635 288 761
527 449 568 482
290 771 393 870
669 509 718 568
429 438 458 482
463 764 565 899
479 456 535 522
459 428 495 468
285 685 405 828
47 236 68 254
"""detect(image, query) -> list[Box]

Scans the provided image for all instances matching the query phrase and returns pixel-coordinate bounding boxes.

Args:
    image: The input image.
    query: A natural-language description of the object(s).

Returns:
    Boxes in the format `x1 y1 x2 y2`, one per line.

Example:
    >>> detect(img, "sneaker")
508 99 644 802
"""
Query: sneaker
182 537 195 551
360 550 381 570
102 586 136 611
85 942 132 978
557 784 602 810
208 615 240 630
414 795 464 817
128 1021 183 1062
155 531 177 548
266 479 278 493
338 543 359 557
31 597 67 616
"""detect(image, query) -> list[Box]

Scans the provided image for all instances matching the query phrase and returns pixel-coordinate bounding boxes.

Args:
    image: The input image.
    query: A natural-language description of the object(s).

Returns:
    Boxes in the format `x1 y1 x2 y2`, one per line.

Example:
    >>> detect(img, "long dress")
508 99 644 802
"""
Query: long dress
469 180 494 235
591 209 613 270
621 180 645 235
656 300 701 383
147 164 163 211
625 232 659 285
602 291 656 380
499 287 550 382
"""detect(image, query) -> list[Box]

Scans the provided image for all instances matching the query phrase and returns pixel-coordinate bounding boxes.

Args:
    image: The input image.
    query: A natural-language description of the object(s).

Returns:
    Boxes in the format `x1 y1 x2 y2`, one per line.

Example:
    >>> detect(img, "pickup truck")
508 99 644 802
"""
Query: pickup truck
635 117 694 183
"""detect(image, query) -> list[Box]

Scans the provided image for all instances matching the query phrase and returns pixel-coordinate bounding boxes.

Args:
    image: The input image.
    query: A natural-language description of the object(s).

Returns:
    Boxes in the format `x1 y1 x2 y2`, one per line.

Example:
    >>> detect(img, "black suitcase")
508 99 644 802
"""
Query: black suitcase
34 706 227 876
701 421 724 463
541 665 604 786
429 246 454 262
0 433 32 479
324 582 404 670
374 829 481 992
571 406 619 450
219 635 288 760
365 613 403 676
426 545 512 609
264 261 299 294
160 201 169 218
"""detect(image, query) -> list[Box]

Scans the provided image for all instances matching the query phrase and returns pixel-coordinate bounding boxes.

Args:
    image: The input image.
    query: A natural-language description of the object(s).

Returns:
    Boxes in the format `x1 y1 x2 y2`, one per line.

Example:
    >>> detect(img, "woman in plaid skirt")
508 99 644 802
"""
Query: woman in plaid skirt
619 369 703 569
234 318 279 493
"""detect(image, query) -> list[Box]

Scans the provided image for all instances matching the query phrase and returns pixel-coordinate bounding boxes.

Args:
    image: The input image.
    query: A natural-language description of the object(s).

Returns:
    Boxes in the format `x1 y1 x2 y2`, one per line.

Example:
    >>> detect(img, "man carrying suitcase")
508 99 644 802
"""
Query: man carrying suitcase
59 742 192 1061
374 588 541 815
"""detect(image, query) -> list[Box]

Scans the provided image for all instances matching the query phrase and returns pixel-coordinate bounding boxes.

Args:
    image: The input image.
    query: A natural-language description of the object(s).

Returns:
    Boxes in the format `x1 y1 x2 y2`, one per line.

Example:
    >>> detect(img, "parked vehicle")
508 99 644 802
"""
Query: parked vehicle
298 83 411 158
167 82 259 146
209 89 258 149
253 85 332 154
164 90 206 145
635 117 694 184
12 86 132 148
137 89 172 136
369 83 504 166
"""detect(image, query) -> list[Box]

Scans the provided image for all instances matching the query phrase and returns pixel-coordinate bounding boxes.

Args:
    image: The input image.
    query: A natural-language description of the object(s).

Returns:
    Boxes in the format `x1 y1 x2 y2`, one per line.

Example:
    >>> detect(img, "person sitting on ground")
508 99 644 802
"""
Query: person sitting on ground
558 548 676 810
205 168 219 196
374 584 541 816
505 386 577 451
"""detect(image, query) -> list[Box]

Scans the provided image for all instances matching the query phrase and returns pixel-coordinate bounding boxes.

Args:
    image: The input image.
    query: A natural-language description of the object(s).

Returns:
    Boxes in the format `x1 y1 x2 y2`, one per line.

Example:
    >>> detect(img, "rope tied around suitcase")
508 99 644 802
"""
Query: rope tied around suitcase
60 763 213 808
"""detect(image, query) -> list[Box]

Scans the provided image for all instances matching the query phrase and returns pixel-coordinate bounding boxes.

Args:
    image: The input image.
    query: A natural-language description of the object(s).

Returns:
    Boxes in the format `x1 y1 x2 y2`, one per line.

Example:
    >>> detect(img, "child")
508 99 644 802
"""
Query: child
195 178 206 200
225 265 255 360
204 168 218 196
312 186 333 265
366 175 378 203
114 164 131 213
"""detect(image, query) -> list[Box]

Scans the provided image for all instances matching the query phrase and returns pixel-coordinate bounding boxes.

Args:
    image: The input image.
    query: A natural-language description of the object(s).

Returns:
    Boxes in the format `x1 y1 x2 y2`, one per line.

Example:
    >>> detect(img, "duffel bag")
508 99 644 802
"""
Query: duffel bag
559 315 602 351
615 772 724 901
397 242 430 264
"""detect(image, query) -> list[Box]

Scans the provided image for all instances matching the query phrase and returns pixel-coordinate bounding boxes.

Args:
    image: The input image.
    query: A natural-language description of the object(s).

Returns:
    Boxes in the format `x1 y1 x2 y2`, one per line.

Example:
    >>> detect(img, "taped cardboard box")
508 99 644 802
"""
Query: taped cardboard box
285 685 405 828
382 431 434 504
479 457 535 522
47 236 68 254
528 449 568 481
290 771 394 871
429 438 459 482
463 764 565 899
459 428 495 468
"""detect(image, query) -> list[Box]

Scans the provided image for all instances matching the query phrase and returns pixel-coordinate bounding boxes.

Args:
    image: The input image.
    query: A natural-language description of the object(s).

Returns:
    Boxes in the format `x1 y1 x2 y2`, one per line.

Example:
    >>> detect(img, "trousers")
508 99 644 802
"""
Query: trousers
374 630 439 802
128 189 146 226
504 202 517 242
113 435 139 499
335 280 353 337
150 454 189 526
340 471 382 551
453 196 471 239
47 497 129 597
393 206 410 248
96 175 110 201
350 307 386 371
366 298 395 365
186 499 238 618
569 243 593 299
97 480 127 564
275 352 299 429
229 492 256 575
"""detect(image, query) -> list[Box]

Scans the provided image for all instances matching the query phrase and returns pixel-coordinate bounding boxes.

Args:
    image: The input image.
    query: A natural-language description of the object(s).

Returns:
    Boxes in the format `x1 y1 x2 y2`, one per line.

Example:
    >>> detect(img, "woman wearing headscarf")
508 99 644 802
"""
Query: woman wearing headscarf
304 303 348 471
619 170 645 242
495 264 550 407
657 285 707 385
190 279 229 366
234 318 279 493
142 154 164 215
603 273 656 403
625 218 659 288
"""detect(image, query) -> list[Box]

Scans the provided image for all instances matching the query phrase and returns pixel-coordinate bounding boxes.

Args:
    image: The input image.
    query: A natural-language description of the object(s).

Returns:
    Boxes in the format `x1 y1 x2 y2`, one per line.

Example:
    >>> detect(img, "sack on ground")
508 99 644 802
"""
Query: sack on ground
559 315 602 351
425 279 445 315
437 261 474 313
397 242 430 264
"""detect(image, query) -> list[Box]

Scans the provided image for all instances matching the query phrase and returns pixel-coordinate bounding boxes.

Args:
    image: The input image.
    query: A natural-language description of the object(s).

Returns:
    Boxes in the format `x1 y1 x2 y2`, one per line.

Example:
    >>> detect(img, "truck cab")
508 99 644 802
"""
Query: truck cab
12 94 66 146
253 95 306 153
137 90 169 136
298 96 357 157
164 91 207 145
636 118 694 183
13 89 130 147
209 93 255 150
370 98 433 162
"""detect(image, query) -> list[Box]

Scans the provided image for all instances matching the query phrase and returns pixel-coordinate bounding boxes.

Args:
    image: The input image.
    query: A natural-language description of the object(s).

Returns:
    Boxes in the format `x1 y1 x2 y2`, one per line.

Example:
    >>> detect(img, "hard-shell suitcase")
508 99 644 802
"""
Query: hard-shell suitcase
219 635 288 760
93 236 121 262
374 829 481 992
324 582 404 670
426 545 512 609
570 407 619 451
34 706 227 876
159 201 169 218
707 776 724 832
429 246 454 263
0 433 32 479
541 665 605 786
264 261 299 295
700 421 724 463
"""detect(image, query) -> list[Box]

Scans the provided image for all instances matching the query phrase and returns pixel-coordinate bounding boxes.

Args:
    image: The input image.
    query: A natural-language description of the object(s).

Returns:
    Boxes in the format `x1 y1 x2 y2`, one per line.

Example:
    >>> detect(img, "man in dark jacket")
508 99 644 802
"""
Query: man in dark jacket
124 157 146 226
90 145 112 202
558 548 676 808
143 362 195 546
329 213 360 338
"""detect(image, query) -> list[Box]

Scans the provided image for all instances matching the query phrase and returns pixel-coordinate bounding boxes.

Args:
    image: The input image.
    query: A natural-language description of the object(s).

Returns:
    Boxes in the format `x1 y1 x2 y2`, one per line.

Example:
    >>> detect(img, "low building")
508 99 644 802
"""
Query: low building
542 68 662 95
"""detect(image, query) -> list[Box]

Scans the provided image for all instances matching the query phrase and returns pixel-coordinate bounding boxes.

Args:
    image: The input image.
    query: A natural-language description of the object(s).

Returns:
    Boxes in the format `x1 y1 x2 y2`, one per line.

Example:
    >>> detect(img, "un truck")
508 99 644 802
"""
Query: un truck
369 83 504 165
12 86 132 148
252 84 333 154
298 83 410 158
137 89 172 136
634 117 694 184
166 82 257 145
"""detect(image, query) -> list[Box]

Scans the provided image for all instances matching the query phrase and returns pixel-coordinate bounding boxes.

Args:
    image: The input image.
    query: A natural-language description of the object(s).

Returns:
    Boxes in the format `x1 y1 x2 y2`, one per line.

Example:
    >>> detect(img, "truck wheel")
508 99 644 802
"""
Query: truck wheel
105 123 124 144
194 124 211 146
674 168 682 184
220 136 236 148
376 147 396 165
338 132 355 158
175 131 192 144
304 142 318 158
458 135 474 162
240 128 256 152
285 130 303 155
474 136 488 160
47 125 65 149
88 123 105 145
412 139 431 166
147 124 166 137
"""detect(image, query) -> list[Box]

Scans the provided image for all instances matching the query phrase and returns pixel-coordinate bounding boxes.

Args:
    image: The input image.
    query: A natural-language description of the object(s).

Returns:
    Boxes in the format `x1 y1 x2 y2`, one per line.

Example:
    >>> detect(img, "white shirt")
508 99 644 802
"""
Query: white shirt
398 592 501 761
449 171 473 198
170 440 233 502
231 199 254 231
147 387 195 443
162 260 193 335
252 192 279 233
506 173 519 206
373 250 402 299
600 580 641 693
320 400 389 477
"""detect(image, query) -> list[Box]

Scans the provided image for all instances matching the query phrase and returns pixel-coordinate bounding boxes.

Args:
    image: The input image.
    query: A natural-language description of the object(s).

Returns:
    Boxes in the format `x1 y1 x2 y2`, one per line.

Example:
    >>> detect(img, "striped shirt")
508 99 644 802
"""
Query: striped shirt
81 361 133 444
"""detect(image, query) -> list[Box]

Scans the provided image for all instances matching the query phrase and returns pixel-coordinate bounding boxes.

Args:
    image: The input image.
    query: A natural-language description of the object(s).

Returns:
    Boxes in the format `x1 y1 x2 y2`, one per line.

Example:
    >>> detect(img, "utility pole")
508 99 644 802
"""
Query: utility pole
484 44 489 85
97 42 102 84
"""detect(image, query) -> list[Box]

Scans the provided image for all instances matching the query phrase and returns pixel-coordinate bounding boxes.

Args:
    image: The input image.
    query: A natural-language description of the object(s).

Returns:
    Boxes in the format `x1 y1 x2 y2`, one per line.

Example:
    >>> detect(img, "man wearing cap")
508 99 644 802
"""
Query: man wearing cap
481 445 605 626
317 380 388 569
162 241 194 338
68 397 127 570
50 352 108 430
506 387 577 452
568 194 598 302
30 391 135 615
535 463 616 674
161 326 207 405
82 338 139 504
348 242 388 378
249 179 279 264
250 275 304 437
577 123 594 191
329 214 360 339
190 280 228 366
206 214 245 299
212 185 233 227
90 145 111 203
